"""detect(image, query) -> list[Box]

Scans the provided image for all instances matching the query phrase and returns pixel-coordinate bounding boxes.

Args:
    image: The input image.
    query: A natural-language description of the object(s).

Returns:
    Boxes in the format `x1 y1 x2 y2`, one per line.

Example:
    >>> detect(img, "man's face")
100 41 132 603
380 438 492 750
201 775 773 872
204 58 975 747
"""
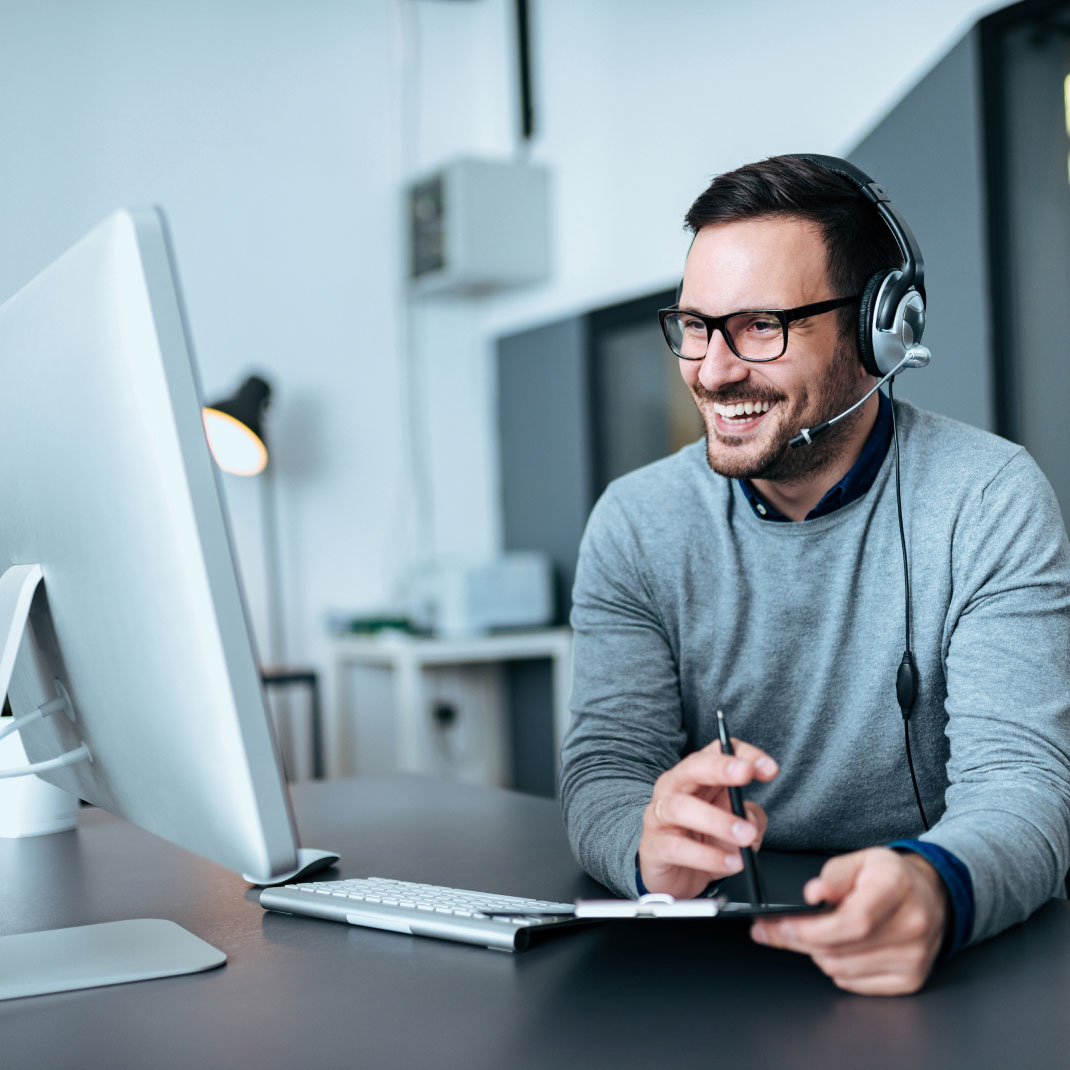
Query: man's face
678 217 871 483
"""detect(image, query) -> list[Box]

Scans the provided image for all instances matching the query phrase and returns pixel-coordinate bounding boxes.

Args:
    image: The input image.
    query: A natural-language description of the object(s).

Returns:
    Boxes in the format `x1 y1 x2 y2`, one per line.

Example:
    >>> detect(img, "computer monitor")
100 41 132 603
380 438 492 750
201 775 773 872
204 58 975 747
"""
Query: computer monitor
0 209 303 996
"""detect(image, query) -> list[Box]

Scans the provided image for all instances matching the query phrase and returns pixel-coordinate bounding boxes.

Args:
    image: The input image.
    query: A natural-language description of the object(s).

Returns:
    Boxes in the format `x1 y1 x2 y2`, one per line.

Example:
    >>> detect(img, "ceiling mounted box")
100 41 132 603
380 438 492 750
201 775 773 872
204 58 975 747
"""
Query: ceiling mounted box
408 157 551 297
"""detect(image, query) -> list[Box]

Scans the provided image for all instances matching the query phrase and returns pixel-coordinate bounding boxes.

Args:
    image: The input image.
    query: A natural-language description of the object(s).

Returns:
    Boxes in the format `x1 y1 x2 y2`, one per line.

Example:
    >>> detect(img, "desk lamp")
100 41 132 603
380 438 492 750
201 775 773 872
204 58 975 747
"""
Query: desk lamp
202 374 271 476
202 374 282 664
201 376 323 779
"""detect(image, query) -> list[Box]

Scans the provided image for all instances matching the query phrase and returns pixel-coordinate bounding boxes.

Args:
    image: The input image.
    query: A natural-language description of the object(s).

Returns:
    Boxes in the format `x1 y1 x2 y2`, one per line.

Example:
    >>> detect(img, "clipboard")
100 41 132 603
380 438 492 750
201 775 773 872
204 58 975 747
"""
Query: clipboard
573 892 831 919
484 892 830 920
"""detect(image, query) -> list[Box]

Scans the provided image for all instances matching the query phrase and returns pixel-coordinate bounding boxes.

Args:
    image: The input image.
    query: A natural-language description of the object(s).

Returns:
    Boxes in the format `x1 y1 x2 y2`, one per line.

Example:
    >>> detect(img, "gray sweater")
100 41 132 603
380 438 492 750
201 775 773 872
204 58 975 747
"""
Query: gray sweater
560 400 1070 944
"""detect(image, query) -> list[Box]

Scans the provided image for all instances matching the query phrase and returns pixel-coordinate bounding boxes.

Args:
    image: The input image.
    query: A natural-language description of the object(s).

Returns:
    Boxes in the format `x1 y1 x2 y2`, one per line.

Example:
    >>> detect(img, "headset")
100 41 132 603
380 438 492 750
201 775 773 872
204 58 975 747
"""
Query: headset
788 154 933 831
795 154 928 377
787 154 931 449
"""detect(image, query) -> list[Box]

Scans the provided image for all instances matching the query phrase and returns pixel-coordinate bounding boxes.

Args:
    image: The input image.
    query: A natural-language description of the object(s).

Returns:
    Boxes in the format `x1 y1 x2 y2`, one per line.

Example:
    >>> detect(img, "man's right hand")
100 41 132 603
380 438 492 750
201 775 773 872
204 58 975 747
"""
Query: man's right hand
638 739 778 899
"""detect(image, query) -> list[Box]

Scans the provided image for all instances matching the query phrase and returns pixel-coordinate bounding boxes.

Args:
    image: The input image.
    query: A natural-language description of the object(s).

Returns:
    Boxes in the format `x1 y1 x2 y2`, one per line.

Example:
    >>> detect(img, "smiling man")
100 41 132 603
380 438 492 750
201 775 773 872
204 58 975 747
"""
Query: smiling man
559 155 1070 995
674 215 875 518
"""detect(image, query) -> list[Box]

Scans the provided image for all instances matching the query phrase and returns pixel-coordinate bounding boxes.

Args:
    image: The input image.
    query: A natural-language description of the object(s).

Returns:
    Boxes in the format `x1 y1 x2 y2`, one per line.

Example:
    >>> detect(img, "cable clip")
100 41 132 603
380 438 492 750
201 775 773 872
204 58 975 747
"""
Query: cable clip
896 651 918 718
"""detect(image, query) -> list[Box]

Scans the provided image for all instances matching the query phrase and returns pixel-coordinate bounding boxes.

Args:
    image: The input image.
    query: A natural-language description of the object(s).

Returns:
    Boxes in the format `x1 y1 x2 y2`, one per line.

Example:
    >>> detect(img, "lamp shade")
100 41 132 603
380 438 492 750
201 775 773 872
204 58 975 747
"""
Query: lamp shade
202 375 272 476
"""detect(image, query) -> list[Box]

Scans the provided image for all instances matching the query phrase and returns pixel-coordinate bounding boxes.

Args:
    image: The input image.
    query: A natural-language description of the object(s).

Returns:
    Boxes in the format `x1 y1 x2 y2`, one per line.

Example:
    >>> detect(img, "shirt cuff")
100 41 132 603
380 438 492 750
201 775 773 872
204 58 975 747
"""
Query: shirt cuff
635 857 649 896
889 839 974 958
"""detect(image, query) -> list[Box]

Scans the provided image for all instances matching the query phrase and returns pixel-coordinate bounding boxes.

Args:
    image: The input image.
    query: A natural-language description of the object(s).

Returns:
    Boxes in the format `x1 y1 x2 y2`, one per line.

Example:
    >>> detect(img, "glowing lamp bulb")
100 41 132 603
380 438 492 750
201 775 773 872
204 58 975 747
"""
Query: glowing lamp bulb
202 407 268 476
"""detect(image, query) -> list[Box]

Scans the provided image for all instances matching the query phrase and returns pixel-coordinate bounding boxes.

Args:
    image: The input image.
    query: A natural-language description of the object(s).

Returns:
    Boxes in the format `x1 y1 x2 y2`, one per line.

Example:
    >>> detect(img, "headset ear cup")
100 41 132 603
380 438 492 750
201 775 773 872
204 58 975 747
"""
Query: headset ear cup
856 270 888 377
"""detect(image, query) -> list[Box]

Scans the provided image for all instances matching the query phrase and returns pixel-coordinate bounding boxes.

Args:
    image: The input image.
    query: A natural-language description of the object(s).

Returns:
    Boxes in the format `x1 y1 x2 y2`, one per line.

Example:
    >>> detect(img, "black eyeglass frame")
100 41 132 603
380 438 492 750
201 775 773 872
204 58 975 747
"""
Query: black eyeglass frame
658 295 861 362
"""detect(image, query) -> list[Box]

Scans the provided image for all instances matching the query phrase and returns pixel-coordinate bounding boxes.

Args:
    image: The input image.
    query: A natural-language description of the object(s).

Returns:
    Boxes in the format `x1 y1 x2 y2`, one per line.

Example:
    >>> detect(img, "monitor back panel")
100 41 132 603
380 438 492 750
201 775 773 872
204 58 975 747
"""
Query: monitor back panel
0 210 298 881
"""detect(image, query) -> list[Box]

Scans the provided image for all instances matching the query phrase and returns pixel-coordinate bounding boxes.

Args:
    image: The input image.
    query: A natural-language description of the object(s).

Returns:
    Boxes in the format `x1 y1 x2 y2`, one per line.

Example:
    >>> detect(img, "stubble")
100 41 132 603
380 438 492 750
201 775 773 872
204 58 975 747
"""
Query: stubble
695 339 867 484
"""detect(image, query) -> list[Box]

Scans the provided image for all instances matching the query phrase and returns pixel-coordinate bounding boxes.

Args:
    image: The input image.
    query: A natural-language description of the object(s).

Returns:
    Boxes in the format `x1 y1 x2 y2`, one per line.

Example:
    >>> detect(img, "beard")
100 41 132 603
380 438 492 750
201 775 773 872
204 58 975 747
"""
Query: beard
694 339 867 484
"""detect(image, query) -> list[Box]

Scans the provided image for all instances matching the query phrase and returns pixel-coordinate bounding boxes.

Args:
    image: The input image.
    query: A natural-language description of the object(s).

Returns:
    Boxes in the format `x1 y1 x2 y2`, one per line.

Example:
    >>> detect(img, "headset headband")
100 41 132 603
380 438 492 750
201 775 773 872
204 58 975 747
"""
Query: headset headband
792 153 926 330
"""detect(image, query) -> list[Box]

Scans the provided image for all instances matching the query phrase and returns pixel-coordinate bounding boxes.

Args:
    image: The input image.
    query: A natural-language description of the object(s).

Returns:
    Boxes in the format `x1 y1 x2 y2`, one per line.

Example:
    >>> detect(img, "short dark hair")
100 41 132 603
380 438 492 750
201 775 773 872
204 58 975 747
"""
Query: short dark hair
684 155 902 340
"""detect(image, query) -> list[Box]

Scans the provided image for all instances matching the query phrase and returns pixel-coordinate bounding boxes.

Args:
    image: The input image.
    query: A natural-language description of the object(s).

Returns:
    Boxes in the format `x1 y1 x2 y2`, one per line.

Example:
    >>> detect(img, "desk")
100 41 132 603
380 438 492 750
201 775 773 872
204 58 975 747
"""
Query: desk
2 775 1069 1070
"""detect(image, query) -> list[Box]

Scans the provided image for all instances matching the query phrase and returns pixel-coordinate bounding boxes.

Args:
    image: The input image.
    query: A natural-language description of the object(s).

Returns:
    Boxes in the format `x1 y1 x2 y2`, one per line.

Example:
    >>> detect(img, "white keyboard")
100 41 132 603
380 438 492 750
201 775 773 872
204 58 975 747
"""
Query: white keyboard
260 876 581 951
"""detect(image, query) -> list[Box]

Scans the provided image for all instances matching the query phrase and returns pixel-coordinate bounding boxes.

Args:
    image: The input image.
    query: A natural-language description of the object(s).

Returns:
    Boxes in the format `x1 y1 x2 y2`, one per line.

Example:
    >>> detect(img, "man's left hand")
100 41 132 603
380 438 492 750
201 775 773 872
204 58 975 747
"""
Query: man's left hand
750 847 949 995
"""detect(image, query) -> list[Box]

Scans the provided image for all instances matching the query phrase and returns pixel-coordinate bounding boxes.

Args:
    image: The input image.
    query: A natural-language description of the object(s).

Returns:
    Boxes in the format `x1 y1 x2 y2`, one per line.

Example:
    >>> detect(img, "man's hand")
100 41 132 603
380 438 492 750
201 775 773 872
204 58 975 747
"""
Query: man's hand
638 739 778 899
750 848 950 995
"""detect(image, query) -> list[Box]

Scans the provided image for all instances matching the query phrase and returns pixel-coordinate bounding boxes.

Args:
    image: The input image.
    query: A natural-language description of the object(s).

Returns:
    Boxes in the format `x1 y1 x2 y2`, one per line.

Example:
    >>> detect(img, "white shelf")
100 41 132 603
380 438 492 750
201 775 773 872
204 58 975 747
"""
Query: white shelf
328 628 572 784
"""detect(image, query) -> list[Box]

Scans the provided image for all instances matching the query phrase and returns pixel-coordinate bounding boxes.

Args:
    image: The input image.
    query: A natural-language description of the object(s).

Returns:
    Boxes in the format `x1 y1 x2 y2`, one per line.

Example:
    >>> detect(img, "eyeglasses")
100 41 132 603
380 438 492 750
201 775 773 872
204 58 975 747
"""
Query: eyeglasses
658 295 860 362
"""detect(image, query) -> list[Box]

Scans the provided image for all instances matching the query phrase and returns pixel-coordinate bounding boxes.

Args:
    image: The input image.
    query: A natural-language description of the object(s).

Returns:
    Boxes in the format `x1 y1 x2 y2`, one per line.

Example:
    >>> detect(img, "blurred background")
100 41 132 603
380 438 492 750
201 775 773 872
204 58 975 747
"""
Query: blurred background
2 0 1064 795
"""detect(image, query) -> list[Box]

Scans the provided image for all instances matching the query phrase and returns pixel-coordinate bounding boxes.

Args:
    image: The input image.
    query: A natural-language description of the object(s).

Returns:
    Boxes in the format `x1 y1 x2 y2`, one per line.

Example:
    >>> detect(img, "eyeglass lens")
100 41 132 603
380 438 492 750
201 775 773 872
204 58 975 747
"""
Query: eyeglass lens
663 311 786 360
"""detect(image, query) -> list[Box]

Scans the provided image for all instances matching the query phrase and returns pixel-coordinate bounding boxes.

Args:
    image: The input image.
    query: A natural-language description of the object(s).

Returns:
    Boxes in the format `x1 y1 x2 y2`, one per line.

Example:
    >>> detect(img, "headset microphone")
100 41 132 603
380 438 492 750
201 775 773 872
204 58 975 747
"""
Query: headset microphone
788 345 931 449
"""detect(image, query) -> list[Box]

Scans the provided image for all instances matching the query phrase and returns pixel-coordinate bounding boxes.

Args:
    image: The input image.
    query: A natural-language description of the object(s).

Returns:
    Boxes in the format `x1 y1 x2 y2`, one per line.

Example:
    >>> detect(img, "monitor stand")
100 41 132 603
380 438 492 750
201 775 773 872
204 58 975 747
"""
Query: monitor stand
0 921 226 1001
0 564 227 1000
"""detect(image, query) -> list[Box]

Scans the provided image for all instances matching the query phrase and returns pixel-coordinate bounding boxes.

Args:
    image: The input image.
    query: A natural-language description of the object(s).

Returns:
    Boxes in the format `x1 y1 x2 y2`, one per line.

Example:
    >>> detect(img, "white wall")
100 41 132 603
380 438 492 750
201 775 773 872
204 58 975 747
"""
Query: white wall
0 0 1004 765
481 0 1006 331
0 0 408 684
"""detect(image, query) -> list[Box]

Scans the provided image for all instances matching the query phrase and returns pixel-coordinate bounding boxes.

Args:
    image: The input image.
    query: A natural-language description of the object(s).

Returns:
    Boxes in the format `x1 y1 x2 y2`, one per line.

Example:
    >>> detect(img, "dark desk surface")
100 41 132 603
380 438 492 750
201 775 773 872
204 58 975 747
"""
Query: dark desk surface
2 774 1069 1070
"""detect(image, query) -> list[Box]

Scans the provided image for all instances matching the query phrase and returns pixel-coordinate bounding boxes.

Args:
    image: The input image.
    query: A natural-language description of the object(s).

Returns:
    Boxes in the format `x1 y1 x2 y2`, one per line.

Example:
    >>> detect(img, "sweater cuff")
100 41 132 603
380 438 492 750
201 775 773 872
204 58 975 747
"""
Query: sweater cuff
889 839 974 958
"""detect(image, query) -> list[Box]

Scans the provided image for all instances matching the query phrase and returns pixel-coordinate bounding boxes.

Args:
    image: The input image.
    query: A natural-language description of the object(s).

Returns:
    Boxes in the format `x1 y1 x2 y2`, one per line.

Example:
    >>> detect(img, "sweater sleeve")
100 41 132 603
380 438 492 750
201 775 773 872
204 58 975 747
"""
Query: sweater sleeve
924 450 1070 943
559 486 688 897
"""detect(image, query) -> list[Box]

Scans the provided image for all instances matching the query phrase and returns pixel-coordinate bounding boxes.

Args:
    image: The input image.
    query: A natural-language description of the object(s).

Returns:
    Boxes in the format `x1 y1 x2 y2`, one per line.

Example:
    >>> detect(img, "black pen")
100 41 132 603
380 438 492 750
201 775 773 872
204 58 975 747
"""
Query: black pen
716 708 764 907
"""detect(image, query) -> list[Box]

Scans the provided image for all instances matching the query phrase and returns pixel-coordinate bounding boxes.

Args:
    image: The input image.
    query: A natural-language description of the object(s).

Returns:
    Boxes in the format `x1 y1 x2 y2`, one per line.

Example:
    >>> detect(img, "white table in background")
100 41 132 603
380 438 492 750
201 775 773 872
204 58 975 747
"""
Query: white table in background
327 628 572 782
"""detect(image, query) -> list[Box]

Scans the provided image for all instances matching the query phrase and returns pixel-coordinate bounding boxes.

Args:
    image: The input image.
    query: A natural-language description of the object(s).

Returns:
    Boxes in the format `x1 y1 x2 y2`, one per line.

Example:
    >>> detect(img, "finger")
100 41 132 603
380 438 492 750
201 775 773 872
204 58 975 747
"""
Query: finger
666 749 759 792
755 916 888 958
755 882 903 951
824 972 929 997
650 792 760 847
753 853 905 950
659 748 775 797
647 829 744 878
794 849 914 937
813 938 933 985
810 851 870 903
800 851 884 911
743 802 768 847
711 738 780 781
812 947 933 995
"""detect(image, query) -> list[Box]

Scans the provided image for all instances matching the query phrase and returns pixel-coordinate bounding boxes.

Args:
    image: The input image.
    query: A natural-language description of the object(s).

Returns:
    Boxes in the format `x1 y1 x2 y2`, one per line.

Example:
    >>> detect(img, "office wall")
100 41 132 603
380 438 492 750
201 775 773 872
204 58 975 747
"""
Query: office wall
997 16 1070 520
0 0 405 686
0 0 1005 768
851 31 994 431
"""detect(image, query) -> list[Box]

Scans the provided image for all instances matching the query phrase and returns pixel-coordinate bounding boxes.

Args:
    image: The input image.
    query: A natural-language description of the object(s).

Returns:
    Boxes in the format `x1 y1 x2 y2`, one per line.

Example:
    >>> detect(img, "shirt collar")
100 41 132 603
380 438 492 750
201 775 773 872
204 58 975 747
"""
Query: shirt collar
738 390 893 522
